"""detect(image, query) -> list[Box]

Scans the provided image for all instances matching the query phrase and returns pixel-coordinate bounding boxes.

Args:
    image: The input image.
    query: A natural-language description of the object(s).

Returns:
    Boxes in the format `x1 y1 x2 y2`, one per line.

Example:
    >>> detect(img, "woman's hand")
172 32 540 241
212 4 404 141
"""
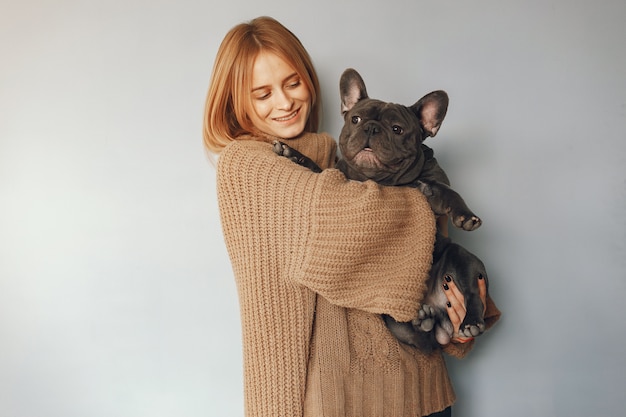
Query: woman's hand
443 275 488 344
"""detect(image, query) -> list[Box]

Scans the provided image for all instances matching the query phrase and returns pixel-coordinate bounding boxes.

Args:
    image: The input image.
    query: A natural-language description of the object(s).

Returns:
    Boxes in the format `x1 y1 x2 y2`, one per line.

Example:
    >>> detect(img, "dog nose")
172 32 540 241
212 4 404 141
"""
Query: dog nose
364 122 380 135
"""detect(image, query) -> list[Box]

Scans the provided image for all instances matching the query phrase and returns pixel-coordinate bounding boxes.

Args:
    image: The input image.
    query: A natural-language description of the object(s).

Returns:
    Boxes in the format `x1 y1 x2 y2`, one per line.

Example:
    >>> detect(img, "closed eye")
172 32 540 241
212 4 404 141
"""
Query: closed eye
286 79 301 89
253 89 271 100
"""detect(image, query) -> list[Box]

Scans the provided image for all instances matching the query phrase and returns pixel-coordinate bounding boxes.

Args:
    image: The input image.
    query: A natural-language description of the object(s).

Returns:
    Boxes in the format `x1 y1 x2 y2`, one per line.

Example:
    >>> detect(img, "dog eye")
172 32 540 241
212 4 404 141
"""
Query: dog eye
392 125 404 134
351 116 361 124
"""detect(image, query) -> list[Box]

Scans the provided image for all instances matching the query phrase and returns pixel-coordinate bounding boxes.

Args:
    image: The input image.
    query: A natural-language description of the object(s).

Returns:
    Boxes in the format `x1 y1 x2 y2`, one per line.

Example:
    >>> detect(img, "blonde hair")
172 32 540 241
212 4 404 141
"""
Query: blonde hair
203 16 322 154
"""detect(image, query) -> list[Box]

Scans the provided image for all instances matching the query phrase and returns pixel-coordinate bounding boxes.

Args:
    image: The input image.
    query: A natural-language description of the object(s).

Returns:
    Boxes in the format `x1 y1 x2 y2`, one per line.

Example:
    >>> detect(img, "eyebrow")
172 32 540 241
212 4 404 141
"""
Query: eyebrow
251 72 300 92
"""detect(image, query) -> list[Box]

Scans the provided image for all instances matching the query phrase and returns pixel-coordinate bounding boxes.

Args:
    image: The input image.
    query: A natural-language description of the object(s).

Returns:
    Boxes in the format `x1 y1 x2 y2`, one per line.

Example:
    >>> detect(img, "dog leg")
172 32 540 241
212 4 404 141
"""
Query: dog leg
416 179 482 231
272 140 322 173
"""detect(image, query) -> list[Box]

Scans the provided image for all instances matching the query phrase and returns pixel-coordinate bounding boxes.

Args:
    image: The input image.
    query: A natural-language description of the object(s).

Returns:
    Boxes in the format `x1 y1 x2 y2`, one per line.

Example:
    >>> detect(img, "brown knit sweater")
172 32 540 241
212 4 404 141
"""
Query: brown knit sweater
216 132 499 417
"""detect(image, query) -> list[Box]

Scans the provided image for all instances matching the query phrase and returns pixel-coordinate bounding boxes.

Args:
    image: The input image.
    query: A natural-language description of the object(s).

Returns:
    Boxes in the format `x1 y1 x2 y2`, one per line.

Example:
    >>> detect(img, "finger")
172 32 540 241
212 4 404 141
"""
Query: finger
478 274 487 315
443 278 467 334
451 335 474 344
445 299 462 333
443 276 465 306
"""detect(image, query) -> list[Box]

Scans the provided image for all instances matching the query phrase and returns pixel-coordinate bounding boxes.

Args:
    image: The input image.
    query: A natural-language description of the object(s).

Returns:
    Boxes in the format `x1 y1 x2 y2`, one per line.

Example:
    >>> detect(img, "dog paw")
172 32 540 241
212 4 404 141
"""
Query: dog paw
272 140 322 173
272 140 292 157
451 212 482 231
412 304 436 332
273 140 302 163
458 322 486 338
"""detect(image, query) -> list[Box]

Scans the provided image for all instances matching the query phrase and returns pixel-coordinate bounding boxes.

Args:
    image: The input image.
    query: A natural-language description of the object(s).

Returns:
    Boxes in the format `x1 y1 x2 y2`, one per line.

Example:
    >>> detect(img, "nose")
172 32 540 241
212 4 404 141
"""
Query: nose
274 89 294 111
364 122 381 136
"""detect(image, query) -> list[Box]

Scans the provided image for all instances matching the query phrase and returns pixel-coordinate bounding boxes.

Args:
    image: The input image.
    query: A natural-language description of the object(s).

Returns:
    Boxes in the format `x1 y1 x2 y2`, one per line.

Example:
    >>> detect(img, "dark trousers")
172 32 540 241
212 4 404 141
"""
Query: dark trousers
425 406 452 417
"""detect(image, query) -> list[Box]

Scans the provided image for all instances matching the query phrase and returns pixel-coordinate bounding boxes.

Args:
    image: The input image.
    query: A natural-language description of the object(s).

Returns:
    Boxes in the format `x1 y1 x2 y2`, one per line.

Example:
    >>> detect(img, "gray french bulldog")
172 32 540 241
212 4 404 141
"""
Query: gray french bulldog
274 68 488 352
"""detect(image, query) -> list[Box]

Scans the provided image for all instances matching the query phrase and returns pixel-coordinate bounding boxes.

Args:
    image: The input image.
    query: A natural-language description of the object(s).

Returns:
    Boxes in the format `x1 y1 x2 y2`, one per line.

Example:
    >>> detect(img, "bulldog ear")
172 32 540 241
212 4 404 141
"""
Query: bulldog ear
411 90 449 138
340 68 369 116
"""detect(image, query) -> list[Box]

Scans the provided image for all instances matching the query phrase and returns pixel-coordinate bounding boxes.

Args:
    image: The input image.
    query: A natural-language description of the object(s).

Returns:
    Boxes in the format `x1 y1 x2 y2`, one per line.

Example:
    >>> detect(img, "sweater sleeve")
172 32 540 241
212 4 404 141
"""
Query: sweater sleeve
296 169 436 321
217 138 436 323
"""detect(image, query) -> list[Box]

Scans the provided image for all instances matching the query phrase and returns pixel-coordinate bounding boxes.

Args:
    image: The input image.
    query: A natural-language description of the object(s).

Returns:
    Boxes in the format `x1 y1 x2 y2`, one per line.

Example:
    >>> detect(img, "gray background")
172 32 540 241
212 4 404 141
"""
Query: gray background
2 1 625 416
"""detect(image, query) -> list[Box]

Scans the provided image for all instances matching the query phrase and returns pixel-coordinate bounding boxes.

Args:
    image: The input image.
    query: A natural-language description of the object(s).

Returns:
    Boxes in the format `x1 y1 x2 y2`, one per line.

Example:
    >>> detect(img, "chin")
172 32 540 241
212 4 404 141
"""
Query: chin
276 124 306 139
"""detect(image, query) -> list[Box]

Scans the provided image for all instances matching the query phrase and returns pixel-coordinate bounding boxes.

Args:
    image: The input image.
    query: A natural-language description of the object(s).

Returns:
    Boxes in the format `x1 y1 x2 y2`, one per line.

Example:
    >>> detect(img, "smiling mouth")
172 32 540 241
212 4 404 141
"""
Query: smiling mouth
273 109 299 122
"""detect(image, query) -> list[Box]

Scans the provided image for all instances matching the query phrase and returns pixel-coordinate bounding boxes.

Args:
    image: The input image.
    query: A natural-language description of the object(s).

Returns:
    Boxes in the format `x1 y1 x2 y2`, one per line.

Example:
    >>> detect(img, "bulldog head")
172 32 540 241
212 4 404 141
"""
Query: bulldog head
337 68 449 186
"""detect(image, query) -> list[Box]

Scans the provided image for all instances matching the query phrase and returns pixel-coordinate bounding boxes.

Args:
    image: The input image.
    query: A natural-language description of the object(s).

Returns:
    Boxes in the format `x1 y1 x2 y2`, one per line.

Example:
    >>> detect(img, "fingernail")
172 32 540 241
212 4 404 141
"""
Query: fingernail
443 283 449 291
444 275 452 282
446 302 452 308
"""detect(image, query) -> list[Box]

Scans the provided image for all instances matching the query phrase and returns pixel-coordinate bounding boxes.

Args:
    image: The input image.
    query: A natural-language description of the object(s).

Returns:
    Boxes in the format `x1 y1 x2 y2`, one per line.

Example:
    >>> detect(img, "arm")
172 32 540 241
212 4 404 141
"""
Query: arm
296 168 436 321
217 137 436 322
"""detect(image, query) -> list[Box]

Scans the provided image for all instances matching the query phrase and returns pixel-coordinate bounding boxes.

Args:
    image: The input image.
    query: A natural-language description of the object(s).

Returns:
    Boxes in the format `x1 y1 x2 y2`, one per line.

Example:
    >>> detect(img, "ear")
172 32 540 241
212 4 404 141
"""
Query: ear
411 90 449 138
339 68 368 116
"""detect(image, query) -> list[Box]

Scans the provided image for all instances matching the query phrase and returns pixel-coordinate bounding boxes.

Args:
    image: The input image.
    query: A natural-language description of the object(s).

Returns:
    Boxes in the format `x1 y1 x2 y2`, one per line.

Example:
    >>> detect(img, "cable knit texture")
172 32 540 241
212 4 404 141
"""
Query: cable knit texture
216 132 497 417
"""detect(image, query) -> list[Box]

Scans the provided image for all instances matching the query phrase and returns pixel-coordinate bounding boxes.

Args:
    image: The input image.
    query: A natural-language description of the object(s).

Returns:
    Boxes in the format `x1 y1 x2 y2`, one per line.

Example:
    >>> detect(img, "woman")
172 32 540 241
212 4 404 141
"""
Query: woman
203 16 500 417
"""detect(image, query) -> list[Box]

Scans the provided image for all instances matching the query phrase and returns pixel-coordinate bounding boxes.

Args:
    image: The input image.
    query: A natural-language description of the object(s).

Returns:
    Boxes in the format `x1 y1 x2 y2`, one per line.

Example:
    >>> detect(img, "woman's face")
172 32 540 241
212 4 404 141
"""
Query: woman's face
248 52 311 139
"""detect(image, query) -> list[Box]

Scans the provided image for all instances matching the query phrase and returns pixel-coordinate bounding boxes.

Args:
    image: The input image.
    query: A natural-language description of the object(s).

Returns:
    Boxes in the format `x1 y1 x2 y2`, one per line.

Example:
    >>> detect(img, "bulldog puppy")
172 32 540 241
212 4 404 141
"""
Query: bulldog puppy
277 68 480 230
338 68 481 231
273 68 488 352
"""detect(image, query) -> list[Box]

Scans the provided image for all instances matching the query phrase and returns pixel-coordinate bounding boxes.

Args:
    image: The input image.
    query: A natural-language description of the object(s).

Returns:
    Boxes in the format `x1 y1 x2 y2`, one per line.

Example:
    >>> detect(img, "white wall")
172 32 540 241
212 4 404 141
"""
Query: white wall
1 1 625 416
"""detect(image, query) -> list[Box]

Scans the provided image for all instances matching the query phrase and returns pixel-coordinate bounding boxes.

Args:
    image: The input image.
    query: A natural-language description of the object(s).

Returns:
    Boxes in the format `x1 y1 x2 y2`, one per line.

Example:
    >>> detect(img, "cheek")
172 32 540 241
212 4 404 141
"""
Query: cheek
298 90 313 118
251 100 271 120
297 87 312 103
